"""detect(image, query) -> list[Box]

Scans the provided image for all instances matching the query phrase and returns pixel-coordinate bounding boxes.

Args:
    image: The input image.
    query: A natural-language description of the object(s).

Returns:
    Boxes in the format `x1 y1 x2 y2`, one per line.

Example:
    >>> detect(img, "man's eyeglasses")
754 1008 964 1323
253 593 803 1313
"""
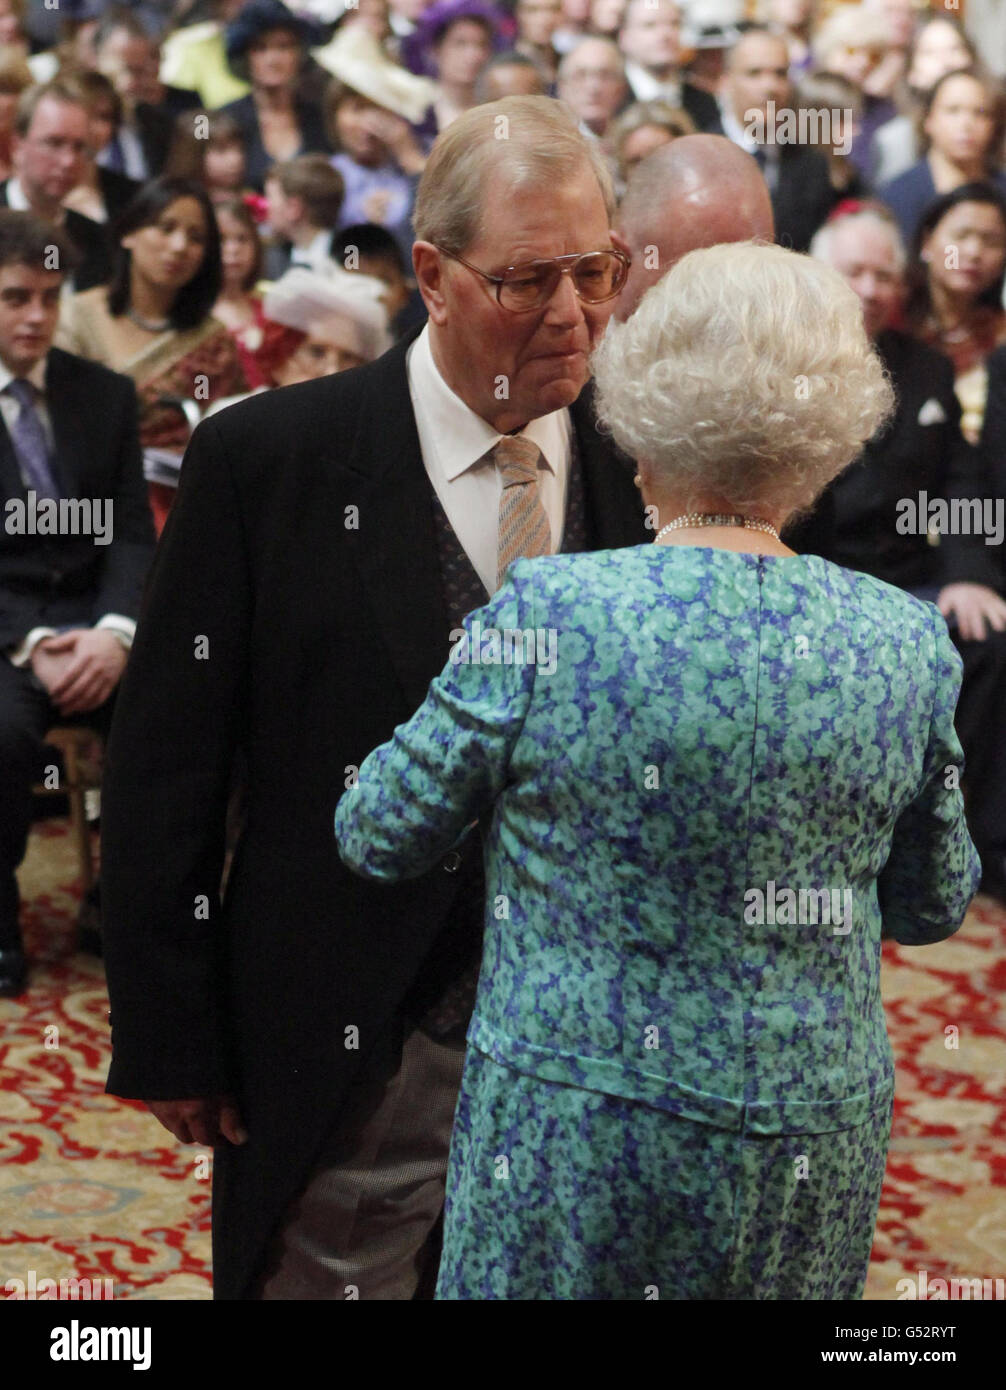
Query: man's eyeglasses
436 247 631 312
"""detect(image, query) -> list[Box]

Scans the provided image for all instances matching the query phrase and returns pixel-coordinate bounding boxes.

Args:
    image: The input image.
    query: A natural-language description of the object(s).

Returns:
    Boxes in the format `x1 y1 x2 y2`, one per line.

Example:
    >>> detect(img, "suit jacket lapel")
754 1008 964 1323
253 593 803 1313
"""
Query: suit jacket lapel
326 334 452 711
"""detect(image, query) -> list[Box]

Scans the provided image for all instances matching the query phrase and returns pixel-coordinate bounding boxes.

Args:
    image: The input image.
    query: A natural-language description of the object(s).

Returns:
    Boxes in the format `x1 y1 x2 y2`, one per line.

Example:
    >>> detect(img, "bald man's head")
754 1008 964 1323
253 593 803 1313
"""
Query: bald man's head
614 134 775 320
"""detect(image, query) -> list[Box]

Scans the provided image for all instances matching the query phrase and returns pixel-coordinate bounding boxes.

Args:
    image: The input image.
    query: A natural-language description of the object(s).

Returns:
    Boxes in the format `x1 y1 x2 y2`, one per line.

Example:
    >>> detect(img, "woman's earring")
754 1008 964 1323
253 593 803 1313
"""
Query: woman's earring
633 474 643 489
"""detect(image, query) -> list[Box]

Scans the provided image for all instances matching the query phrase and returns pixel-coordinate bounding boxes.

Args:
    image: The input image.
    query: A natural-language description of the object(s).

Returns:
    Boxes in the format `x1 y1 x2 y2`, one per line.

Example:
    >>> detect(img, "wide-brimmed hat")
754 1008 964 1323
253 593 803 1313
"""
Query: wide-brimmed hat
263 266 391 361
400 0 511 79
225 0 328 63
314 24 437 124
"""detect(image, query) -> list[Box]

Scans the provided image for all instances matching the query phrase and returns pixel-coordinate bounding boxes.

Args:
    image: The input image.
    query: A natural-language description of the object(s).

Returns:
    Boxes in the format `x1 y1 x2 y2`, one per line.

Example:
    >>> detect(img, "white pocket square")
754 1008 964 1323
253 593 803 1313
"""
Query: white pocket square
918 398 947 426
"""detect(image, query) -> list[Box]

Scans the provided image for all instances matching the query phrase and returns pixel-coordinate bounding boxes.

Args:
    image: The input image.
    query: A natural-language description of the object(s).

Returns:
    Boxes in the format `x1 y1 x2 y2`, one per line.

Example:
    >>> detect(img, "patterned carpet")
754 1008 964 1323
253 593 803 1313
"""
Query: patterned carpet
1 816 1004 1301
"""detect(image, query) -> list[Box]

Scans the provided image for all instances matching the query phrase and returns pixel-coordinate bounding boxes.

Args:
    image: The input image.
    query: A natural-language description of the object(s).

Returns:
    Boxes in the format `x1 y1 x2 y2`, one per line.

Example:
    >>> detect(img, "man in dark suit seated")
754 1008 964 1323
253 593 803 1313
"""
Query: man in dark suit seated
795 204 1006 904
99 95 648 1302
617 0 723 132
1 83 113 293
0 211 155 998
718 27 837 253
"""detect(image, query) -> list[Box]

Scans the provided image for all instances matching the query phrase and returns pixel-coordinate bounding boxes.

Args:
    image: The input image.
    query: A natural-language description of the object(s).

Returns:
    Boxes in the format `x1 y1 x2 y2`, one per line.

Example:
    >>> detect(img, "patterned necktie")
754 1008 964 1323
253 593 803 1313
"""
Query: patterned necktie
5 379 60 500
494 435 551 591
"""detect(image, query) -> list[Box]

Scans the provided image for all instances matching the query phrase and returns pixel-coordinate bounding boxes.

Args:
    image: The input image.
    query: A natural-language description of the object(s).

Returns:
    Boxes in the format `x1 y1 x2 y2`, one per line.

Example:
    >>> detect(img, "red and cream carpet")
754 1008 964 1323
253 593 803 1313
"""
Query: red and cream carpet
2 817 1004 1301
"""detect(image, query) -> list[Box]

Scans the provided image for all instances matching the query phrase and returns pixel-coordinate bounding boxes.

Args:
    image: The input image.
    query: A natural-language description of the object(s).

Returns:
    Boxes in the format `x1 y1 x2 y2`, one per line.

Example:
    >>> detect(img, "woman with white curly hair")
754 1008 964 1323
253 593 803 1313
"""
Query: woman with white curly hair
334 240 980 1299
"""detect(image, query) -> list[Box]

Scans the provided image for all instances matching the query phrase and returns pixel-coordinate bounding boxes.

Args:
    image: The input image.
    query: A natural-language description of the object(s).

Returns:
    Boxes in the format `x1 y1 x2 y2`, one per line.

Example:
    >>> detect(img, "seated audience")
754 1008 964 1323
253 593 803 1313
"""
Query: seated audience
878 68 1006 248
614 132 774 320
768 0 815 77
63 72 141 225
719 27 837 252
795 70 863 196
1 81 112 292
0 53 32 184
219 0 329 192
868 14 976 187
606 98 695 188
206 263 390 415
556 37 629 143
59 176 246 534
320 26 433 260
0 209 155 998
402 0 506 148
513 0 563 87
213 194 282 388
797 202 1006 904
810 2 894 174
617 0 722 132
165 109 252 207
905 183 1006 442
551 0 591 55
94 8 177 181
474 51 549 101
589 0 627 41
263 154 345 280
331 220 427 338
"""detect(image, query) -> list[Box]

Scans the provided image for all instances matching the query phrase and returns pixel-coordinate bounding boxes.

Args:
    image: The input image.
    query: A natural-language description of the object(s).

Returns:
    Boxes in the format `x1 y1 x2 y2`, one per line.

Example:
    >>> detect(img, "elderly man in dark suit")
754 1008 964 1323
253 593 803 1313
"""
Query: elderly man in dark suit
100 95 648 1302
0 83 112 292
0 211 155 998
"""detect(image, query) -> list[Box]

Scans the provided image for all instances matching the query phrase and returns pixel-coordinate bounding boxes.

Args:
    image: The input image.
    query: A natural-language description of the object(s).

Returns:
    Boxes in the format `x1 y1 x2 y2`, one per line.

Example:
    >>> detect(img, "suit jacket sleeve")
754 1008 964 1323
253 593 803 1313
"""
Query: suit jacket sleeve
102 415 251 1099
335 566 537 881
877 603 981 943
90 374 156 623
979 346 1006 591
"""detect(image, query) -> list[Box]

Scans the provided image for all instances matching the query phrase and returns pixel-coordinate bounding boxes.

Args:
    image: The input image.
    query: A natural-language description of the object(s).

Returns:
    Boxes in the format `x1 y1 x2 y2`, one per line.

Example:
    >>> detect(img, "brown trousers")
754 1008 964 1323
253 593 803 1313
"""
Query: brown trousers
254 1024 467 1300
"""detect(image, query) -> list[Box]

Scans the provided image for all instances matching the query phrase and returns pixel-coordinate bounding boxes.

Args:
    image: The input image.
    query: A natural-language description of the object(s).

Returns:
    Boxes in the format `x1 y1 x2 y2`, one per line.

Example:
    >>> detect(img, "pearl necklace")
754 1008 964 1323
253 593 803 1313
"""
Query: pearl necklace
126 307 171 333
654 513 780 543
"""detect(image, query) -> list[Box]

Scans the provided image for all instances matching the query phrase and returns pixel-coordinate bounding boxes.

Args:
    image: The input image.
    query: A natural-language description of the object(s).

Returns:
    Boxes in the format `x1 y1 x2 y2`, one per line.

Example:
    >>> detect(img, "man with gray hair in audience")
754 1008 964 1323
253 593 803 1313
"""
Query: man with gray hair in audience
556 35 628 140
100 95 646 1302
614 132 775 320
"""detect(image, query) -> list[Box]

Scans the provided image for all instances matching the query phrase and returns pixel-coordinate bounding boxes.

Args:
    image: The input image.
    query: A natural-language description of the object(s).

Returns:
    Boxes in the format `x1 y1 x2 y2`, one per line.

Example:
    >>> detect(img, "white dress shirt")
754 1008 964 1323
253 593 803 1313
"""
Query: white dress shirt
624 61 682 105
718 98 780 193
406 323 571 596
0 353 135 665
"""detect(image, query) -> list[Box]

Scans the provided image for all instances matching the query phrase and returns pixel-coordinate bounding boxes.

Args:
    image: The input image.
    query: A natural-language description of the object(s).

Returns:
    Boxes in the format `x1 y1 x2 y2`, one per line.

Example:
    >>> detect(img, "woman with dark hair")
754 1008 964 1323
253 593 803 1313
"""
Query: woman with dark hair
905 182 1006 442
878 68 1006 246
218 0 330 192
165 109 255 207
59 176 247 533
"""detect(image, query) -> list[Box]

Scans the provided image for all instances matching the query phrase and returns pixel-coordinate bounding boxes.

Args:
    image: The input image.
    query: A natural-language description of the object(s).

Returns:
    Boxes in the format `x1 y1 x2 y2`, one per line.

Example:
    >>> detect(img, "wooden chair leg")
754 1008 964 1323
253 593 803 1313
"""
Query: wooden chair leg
62 739 95 896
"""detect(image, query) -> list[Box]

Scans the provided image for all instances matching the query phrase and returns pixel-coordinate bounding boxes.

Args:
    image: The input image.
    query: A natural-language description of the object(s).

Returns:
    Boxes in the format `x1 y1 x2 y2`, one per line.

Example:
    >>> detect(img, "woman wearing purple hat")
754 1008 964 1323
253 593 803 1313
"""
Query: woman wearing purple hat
219 0 331 191
402 0 513 148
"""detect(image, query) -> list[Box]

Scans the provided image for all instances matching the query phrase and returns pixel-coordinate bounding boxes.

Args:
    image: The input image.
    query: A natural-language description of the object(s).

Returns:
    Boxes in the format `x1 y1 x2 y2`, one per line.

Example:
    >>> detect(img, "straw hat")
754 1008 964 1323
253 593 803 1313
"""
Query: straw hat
263 265 392 362
313 24 437 124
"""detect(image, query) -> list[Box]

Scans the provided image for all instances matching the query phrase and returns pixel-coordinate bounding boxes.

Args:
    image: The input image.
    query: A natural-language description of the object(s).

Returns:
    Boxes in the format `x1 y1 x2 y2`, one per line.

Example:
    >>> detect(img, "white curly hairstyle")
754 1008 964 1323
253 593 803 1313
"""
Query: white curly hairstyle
591 240 894 519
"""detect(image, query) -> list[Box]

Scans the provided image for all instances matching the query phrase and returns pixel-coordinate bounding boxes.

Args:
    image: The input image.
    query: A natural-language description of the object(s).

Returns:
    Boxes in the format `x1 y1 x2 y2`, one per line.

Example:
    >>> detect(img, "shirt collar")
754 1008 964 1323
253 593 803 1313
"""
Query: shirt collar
625 61 681 105
5 176 66 226
0 352 48 396
411 323 565 481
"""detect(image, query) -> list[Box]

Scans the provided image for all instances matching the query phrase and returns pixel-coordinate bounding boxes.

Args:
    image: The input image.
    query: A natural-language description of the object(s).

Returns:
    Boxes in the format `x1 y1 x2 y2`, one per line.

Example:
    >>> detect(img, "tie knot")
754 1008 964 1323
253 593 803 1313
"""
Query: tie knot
6 378 36 409
493 434 542 487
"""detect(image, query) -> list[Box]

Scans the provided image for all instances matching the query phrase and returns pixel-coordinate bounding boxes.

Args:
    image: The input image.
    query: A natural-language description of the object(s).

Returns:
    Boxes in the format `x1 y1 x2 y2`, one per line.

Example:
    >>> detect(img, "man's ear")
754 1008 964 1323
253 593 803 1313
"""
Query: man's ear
412 240 449 325
610 228 632 262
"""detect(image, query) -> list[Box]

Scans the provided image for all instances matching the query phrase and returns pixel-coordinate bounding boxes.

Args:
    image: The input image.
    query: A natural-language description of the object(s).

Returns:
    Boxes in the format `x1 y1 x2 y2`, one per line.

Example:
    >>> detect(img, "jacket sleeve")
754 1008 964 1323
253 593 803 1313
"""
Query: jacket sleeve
101 415 251 1099
877 603 982 943
335 566 538 881
90 374 156 623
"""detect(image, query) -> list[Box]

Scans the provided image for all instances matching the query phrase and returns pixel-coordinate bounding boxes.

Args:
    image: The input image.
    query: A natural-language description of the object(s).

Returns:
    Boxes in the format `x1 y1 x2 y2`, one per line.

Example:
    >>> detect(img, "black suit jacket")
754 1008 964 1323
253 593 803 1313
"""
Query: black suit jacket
787 330 1000 592
0 349 155 651
97 167 142 224
769 145 837 254
0 183 112 292
100 331 648 1300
